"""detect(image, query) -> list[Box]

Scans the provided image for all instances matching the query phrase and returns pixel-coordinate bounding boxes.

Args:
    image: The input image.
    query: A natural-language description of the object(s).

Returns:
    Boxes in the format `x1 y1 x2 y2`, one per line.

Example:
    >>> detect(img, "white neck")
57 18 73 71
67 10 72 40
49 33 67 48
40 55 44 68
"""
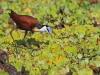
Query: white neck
38 26 47 32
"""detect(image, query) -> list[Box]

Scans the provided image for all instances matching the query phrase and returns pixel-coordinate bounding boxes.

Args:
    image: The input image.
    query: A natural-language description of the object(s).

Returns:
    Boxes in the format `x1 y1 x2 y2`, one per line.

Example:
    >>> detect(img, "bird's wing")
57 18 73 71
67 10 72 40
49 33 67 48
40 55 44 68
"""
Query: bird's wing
17 15 38 25
16 15 30 24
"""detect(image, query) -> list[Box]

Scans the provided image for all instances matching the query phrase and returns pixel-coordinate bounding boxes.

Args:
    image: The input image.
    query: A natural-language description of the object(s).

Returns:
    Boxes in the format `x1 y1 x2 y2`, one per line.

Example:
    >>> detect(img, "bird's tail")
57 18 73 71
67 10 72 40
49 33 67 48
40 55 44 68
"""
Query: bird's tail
9 10 18 19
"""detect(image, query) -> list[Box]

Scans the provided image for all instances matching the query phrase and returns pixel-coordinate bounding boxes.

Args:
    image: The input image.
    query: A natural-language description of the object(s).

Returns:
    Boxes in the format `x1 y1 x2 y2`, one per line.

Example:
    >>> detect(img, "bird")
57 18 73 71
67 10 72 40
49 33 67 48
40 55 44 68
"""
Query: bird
9 10 52 50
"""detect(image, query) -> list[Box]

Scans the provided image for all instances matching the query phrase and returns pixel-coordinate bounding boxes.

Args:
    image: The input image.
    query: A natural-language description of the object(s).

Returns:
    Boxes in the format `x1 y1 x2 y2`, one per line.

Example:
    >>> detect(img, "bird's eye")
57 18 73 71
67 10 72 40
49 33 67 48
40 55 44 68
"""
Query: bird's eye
47 28 49 32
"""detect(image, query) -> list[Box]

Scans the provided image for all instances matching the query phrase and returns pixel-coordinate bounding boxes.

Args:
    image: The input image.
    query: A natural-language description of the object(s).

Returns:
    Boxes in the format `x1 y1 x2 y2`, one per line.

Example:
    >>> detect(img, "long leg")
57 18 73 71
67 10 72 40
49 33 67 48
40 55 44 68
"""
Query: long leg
23 31 44 50
10 26 18 52
10 27 16 43
23 30 28 40
23 30 33 49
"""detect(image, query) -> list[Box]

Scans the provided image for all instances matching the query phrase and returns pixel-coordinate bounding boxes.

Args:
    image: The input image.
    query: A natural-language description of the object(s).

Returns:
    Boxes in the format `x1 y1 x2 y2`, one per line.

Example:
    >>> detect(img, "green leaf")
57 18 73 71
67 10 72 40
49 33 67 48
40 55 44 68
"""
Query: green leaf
94 59 100 67
68 3 76 11
9 54 15 62
66 46 77 54
77 54 83 59
0 70 9 75
37 60 45 65
59 67 67 75
1 1 9 10
51 11 57 18
84 58 89 63
75 26 86 34
88 43 96 49
50 5 56 11
77 68 93 75
40 64 48 69
64 6 70 15
14 62 22 71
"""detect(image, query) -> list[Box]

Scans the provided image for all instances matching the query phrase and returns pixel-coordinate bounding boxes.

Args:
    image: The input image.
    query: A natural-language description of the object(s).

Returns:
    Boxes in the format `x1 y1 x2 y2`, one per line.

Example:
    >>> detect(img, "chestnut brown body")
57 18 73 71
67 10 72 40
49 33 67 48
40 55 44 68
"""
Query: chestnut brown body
9 10 38 32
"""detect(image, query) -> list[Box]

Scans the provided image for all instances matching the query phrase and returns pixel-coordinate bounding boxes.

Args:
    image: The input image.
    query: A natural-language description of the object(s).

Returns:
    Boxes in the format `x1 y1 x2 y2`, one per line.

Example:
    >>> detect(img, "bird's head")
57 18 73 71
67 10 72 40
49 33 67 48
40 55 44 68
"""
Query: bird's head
41 25 52 34
35 24 52 36
45 25 52 34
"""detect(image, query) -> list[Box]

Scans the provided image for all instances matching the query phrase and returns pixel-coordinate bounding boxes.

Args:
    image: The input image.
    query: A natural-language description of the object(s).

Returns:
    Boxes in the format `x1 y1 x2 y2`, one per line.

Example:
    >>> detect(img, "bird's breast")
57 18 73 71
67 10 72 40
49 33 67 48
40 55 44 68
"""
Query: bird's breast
32 27 40 32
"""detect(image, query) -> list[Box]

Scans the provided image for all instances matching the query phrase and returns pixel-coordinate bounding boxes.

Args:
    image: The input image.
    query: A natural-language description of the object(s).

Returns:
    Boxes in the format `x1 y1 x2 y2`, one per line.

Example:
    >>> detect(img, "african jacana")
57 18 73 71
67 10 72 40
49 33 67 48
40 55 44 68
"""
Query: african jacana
9 10 52 50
